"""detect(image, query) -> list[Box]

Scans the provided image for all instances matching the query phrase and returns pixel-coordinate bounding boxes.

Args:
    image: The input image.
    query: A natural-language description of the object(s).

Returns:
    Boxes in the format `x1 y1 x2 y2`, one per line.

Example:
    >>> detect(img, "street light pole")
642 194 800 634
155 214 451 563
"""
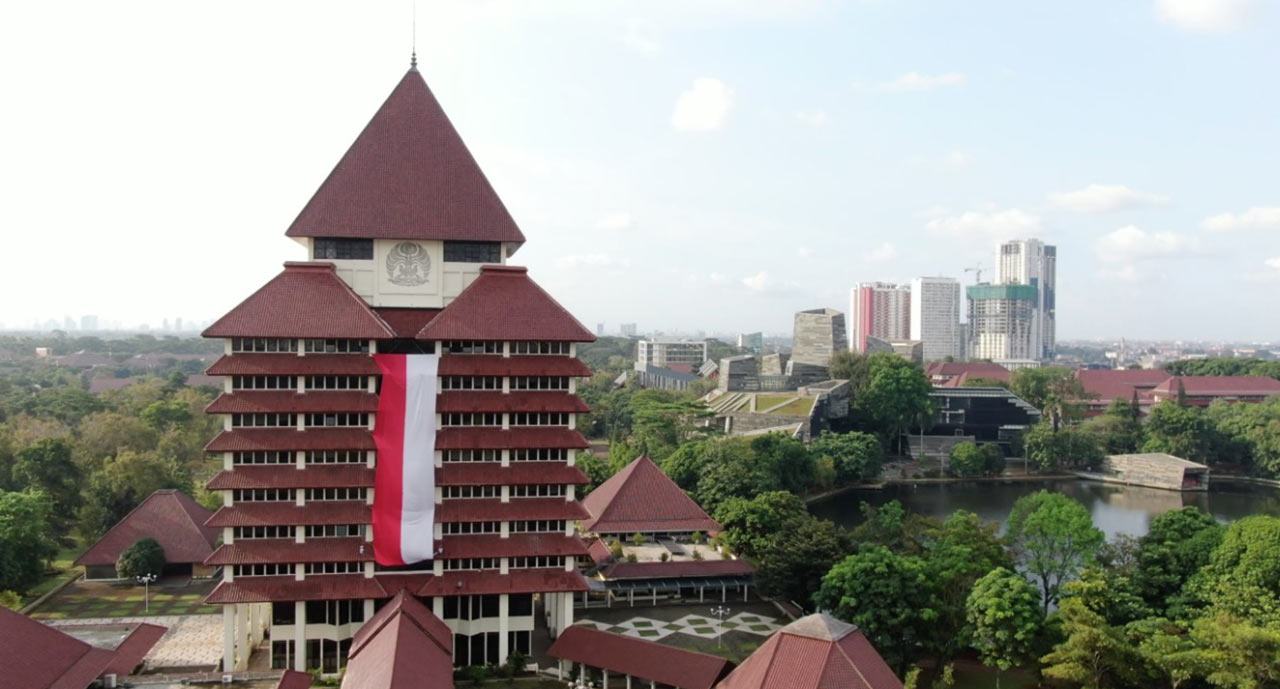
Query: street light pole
136 573 157 613
710 605 731 649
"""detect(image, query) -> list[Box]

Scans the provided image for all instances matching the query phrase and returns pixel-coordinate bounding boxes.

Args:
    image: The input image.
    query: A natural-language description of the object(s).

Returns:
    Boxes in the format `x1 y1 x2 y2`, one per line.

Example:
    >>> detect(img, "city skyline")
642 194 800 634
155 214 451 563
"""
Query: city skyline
2 2 1279 340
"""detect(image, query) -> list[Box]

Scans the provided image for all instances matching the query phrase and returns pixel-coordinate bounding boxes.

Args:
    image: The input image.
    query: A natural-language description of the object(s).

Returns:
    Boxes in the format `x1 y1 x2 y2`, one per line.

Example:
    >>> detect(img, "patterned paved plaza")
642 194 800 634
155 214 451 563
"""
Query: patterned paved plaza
575 611 781 641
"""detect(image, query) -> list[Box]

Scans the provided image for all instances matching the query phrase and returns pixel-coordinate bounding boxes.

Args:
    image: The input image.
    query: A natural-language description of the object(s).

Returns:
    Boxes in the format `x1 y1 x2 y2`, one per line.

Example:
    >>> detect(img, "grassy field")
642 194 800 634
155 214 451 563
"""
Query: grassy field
754 394 794 410
30 577 220 619
771 397 815 417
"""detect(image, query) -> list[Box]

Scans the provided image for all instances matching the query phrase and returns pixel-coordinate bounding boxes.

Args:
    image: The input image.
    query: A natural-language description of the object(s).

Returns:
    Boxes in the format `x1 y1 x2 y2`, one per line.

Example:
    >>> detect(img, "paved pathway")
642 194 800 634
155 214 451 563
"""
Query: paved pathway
575 611 781 641
47 614 222 671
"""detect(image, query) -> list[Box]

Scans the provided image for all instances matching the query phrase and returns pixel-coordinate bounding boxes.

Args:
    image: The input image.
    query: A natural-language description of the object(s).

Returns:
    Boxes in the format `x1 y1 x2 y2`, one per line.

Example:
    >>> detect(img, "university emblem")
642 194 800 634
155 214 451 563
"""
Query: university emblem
386 242 431 286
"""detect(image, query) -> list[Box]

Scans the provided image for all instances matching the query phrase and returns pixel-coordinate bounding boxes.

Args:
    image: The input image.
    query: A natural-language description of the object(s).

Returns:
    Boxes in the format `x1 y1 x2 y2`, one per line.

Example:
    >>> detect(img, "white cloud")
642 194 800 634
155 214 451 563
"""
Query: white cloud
883 72 967 92
1201 206 1280 232
943 151 970 169
1266 257 1280 270
1095 225 1202 263
741 271 770 292
739 270 802 296
1048 184 1170 213
925 208 1042 238
1155 0 1256 32
556 254 625 269
621 19 661 56
868 242 897 263
708 272 729 285
795 109 830 127
594 213 633 230
671 78 734 132
796 247 814 258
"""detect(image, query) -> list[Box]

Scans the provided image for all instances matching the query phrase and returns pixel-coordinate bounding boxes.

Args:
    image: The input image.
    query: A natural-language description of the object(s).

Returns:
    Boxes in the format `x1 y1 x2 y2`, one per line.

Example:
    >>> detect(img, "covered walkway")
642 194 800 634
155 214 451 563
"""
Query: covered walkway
547 625 733 689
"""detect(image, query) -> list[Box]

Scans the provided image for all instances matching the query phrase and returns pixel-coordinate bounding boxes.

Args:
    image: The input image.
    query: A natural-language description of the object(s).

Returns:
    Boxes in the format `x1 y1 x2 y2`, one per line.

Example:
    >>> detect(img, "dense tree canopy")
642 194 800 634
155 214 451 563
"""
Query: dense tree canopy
0 490 58 593
116 538 166 580
967 568 1044 684
1007 491 1105 612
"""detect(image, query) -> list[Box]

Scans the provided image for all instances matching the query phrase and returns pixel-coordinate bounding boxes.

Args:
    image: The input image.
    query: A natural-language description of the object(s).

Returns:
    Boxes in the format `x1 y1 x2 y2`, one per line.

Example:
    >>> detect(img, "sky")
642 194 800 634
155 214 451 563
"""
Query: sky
1 0 1278 341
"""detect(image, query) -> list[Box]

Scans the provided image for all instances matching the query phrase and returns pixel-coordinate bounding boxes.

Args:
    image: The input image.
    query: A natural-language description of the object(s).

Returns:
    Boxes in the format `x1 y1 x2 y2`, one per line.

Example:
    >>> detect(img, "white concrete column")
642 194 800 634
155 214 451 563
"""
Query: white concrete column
236 603 250 669
293 602 306 672
603 669 610 689
498 594 509 663
222 605 236 672
562 590 574 630
433 597 444 618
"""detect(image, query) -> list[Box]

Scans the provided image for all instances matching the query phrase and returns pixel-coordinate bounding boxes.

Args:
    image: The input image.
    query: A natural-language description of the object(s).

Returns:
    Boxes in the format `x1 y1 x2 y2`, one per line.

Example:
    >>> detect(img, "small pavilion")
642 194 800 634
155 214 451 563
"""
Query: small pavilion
75 490 219 580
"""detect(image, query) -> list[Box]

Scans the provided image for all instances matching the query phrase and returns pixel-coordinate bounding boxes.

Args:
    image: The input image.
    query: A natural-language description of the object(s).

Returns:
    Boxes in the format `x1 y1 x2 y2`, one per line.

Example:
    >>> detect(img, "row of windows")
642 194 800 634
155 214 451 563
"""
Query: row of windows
441 376 501 390
442 521 500 535
232 450 367 465
233 489 295 502
229 337 573 356
511 376 570 390
304 561 363 575
306 413 370 427
306 488 366 501
511 484 565 498
510 556 564 569
307 375 367 390
442 412 501 427
233 524 363 540
235 525 295 539
233 451 293 465
235 563 293 577
439 448 571 462
442 558 499 571
443 485 499 499
307 524 363 538
232 375 295 390
232 338 297 353
511 520 565 534
443 241 502 263
443 341 501 355
272 600 367 627
442 449 500 463
314 238 374 260
308 450 367 464
306 339 370 354
510 341 571 355
512 412 569 426
232 413 296 428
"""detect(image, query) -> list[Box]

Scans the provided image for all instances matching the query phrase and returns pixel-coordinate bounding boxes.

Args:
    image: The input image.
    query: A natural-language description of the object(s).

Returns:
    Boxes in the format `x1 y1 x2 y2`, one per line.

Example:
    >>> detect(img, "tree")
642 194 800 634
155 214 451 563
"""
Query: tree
1190 613 1280 689
967 568 1043 688
850 500 934 554
116 538 166 580
1142 400 1222 463
74 411 158 466
0 490 58 593
1041 589 1139 689
1006 490 1104 612
749 433 816 494
1012 367 1090 431
1187 515 1280 626
755 516 851 605
78 450 192 540
925 511 1014 660
714 491 809 560
1134 506 1224 614
0 590 21 610
1206 396 1280 477
962 377 1010 389
575 451 613 495
139 399 193 431
12 437 80 534
948 442 987 477
853 353 933 454
1127 618 1210 689
815 545 942 675
693 451 775 516
1083 396 1147 455
1025 423 1104 472
809 431 883 483
829 350 872 397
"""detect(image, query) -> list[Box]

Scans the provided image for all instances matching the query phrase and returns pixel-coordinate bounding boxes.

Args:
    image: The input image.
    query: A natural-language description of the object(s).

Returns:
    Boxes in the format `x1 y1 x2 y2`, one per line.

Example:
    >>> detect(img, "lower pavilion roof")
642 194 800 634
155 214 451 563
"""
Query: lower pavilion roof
419 568 588 596
437 533 589 559
206 538 374 566
207 502 372 528
599 559 755 581
437 462 589 486
205 569 588 603
207 391 378 414
436 498 590 523
206 574 387 604
437 391 590 414
207 465 375 490
207 354 381 376
435 427 589 450
206 428 375 452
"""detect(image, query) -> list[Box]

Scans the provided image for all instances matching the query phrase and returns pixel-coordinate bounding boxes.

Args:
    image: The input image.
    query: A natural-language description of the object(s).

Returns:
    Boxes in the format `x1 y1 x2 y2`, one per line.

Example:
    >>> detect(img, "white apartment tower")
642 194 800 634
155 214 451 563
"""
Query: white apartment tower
909 277 960 362
849 282 911 353
997 239 1056 360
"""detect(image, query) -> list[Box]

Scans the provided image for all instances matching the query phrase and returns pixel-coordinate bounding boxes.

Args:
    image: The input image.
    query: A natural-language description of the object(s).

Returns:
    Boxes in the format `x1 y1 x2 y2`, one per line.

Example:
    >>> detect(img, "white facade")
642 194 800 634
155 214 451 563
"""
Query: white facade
849 282 910 353
637 338 708 368
909 277 960 362
997 239 1056 360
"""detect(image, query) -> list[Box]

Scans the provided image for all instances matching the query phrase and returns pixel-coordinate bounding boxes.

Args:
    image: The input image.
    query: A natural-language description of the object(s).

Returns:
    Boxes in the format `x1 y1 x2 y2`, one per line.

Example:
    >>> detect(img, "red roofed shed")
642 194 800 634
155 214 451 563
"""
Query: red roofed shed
0 609 166 688
75 490 219 580
548 625 733 689
582 456 720 536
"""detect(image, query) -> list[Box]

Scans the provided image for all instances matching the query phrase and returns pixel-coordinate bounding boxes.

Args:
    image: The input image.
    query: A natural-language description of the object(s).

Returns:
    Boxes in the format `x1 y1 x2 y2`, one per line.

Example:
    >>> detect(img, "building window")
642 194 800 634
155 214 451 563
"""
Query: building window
305 524 363 538
442 449 500 463
440 376 502 390
510 556 564 569
442 521 499 535
314 238 374 260
271 640 294 670
272 602 296 625
233 451 294 465
306 450 366 464
305 339 370 354
232 413 296 428
510 376 569 391
509 594 533 617
233 489 296 502
510 484 565 498
234 563 293 577
510 448 567 462
306 375 367 390
231 338 297 353
511 520 564 534
443 341 501 355
510 412 568 426
442 558 498 571
305 599 366 625
305 413 369 428
304 561 363 575
232 375 296 390
305 487 366 502
442 241 501 263
510 341 570 355
443 595 502 621
442 485 499 499
441 412 501 427
234 525 296 539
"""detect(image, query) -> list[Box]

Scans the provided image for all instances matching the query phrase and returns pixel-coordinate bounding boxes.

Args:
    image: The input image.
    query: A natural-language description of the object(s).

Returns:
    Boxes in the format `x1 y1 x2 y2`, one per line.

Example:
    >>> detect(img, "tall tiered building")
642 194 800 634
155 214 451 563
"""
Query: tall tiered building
201 65 595 673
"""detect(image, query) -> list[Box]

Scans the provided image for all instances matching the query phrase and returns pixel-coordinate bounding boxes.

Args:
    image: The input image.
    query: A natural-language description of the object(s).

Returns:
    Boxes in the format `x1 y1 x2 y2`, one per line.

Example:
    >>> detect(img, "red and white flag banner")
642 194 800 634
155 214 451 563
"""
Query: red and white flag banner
372 354 438 566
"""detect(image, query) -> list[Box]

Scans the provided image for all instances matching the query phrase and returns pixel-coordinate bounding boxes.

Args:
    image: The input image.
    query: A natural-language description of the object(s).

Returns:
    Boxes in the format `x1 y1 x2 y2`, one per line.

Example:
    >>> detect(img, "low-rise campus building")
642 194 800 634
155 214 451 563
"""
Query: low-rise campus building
75 490 219 581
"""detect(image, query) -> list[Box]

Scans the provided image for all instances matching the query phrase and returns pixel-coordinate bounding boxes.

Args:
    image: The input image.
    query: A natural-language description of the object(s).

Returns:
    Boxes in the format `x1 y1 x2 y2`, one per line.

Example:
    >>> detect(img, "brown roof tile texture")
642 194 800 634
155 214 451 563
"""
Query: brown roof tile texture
207 354 381 376
205 502 372 528
581 455 720 535
206 391 378 414
205 428 375 452
436 391 590 414
284 68 524 244
548 626 733 689
344 591 454 689
205 574 386 604
437 462 589 487
207 465 375 490
373 308 442 338
1150 375 1280 396
75 490 218 567
417 568 588 596
600 559 754 580
434 427 589 451
417 266 595 342
437 533 589 559
100 623 167 677
206 538 373 566
716 613 904 689
0 607 115 689
203 262 395 339
436 497 590 523
437 354 592 377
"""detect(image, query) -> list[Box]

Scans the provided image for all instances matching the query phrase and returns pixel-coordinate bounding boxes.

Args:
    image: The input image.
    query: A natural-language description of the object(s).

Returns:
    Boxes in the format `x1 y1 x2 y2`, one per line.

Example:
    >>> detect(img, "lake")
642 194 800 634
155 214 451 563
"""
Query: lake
808 479 1280 540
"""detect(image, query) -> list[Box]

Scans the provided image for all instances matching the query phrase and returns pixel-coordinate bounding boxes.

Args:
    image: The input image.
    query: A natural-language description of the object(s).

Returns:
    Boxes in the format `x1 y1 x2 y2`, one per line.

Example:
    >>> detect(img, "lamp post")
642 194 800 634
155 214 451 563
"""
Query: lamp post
567 677 594 688
710 605 731 648
136 573 157 613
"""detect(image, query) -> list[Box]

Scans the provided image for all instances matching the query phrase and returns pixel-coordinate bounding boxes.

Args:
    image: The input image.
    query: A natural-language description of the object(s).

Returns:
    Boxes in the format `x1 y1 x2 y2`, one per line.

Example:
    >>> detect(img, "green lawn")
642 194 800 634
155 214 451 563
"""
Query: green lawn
30 578 220 619
771 398 816 417
754 395 793 411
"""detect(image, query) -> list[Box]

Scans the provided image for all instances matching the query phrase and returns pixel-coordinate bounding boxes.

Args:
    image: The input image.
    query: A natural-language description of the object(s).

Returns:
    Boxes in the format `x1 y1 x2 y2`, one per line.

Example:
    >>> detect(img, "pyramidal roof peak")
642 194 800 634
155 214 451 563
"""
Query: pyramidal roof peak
781 612 857 642
285 68 525 247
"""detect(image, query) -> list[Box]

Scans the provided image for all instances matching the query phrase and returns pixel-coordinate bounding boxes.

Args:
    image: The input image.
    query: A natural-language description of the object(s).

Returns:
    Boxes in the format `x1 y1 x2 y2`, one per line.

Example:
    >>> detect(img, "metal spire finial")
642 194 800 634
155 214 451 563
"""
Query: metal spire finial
410 0 418 69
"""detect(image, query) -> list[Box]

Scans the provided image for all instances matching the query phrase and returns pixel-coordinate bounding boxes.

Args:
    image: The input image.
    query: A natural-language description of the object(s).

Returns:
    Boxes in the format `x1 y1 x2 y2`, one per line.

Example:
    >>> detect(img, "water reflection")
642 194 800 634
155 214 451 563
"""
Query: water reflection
807 480 1280 540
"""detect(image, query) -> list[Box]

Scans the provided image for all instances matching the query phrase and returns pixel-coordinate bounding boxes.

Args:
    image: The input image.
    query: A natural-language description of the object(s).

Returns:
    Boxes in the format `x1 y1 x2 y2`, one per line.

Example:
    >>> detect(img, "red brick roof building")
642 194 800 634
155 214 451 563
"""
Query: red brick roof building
1074 368 1171 416
924 362 1011 387
74 490 218 580
0 609 165 688
339 591 453 689
548 625 733 689
582 455 720 536
717 613 903 689
202 64 595 674
1149 375 1280 406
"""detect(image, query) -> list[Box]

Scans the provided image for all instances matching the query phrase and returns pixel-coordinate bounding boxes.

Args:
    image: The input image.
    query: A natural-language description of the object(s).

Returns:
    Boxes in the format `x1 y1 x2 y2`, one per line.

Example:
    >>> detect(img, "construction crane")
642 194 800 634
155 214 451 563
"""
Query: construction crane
964 263 984 284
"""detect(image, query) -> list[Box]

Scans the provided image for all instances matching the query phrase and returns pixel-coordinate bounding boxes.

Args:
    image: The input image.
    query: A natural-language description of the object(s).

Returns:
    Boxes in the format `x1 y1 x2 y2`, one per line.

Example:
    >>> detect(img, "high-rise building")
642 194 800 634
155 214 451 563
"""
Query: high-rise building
909 277 961 362
80 315 99 331
736 332 763 355
636 338 708 368
789 308 848 384
849 282 910 353
201 65 594 673
596 323 604 336
966 283 1038 361
619 323 637 337
997 239 1056 359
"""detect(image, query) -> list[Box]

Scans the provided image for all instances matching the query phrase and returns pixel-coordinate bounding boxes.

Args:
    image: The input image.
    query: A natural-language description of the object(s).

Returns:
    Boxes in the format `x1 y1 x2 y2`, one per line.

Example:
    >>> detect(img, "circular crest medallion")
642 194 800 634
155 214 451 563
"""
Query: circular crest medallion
386 242 431 286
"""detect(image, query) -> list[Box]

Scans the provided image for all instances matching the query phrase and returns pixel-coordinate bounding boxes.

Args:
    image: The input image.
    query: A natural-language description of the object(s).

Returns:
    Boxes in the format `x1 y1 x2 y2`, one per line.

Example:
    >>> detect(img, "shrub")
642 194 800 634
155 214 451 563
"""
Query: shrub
690 531 705 544
116 538 165 580
660 552 670 562
626 553 638 563
608 539 623 559
630 532 646 546
692 550 704 561
502 650 527 679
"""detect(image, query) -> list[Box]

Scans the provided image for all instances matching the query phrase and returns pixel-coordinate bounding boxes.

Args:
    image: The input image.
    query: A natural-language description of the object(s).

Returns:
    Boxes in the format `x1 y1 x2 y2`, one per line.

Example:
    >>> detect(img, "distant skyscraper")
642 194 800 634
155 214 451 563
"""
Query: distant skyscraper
910 277 961 362
850 282 910 353
967 283 1038 361
80 315 98 331
737 332 763 355
619 323 637 337
997 239 1056 359
789 308 848 384
596 323 605 336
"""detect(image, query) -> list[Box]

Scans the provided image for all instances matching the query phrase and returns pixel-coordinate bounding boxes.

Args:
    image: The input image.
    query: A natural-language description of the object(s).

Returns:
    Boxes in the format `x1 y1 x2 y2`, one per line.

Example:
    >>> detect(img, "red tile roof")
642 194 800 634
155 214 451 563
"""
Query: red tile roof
285 68 525 246
207 354 380 376
548 626 733 689
207 465 375 490
276 670 315 689
437 534 589 559
581 456 720 535
437 355 592 377
437 391 590 414
206 391 378 414
924 362 1010 383
417 266 595 342
205 574 387 604
1150 375 1280 397
374 308 442 339
435 427 589 451
206 538 373 566
1075 369 1170 407
206 502 372 528
0 608 118 689
344 590 454 689
205 428 375 452
75 490 218 567
417 568 588 596
100 623 167 677
587 538 613 565
204 262 395 339
717 613 903 689
600 558 754 580
437 462 589 487
436 498 590 523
